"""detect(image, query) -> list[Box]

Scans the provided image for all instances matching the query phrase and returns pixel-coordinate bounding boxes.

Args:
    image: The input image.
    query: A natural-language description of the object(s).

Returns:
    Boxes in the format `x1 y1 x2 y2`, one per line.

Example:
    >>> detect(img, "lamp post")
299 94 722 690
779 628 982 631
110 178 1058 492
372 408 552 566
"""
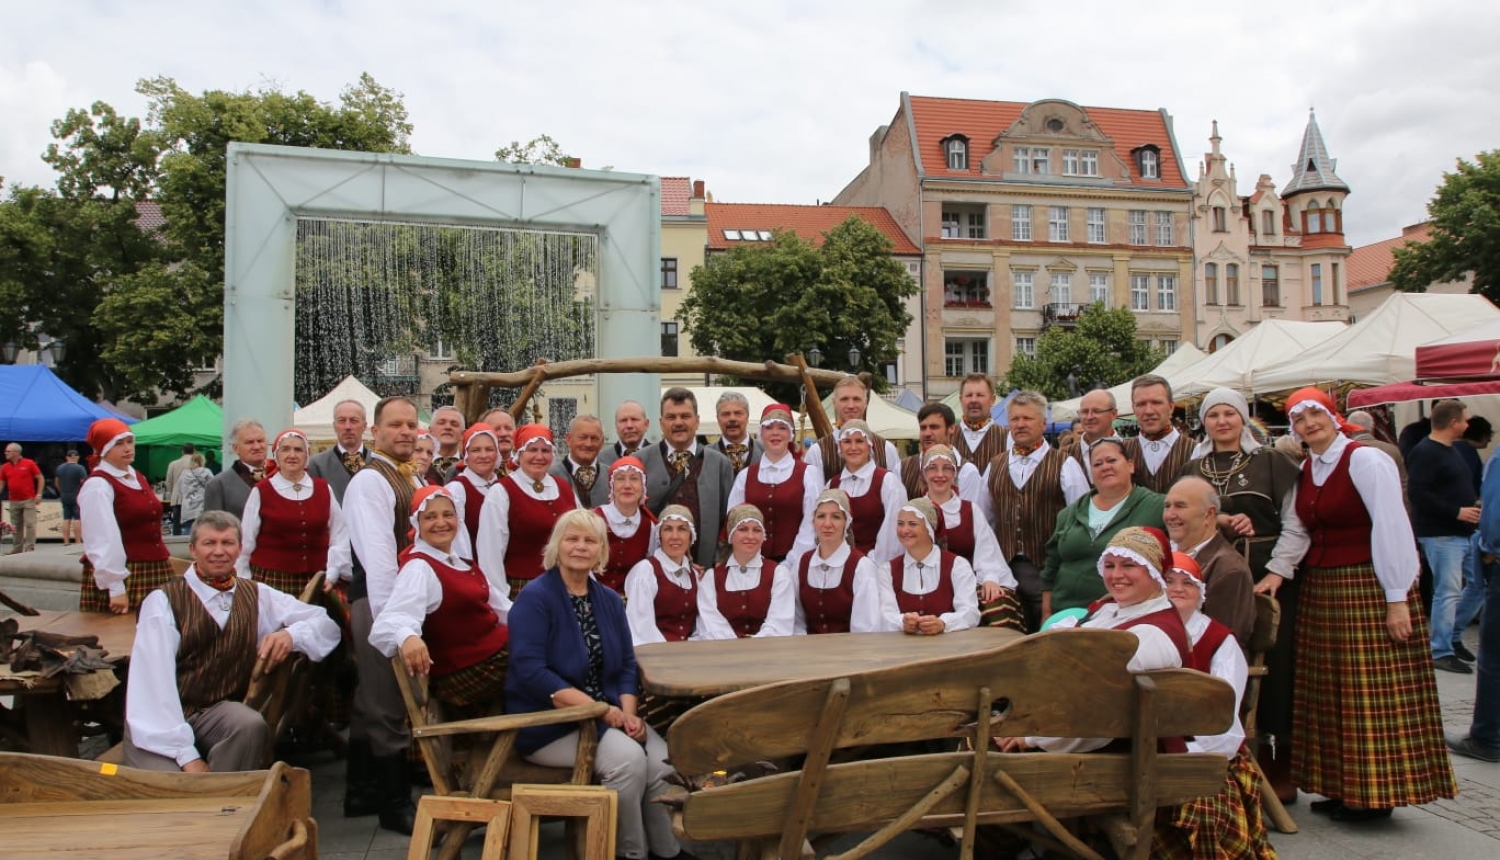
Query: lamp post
848 346 861 370
1 341 19 364
45 340 66 365
807 346 822 368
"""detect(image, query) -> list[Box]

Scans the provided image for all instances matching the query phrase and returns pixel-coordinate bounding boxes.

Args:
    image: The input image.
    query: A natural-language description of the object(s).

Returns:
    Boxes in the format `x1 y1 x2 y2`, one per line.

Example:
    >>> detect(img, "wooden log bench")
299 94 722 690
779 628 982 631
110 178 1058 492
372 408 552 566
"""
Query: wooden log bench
660 628 1236 860
0 751 316 859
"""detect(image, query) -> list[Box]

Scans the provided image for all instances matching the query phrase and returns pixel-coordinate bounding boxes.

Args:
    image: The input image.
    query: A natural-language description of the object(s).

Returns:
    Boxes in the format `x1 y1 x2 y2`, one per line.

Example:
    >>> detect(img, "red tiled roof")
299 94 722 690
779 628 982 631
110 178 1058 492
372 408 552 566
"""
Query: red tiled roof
661 177 692 216
906 95 1188 189
1348 223 1433 292
705 203 921 254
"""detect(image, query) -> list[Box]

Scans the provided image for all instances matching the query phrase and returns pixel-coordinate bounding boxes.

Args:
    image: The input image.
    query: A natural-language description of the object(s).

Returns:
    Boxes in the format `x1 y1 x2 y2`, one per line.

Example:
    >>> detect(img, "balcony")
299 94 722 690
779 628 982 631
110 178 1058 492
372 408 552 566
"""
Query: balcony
1043 303 1084 328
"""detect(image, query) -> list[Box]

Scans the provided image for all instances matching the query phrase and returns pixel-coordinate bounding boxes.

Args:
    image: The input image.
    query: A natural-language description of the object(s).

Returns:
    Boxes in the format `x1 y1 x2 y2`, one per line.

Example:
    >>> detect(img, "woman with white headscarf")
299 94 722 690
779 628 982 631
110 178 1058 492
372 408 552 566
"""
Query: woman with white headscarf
786 489 891 634
919 444 1024 632
825 419 905 562
695 504 796 639
884 498 980 634
624 504 698 645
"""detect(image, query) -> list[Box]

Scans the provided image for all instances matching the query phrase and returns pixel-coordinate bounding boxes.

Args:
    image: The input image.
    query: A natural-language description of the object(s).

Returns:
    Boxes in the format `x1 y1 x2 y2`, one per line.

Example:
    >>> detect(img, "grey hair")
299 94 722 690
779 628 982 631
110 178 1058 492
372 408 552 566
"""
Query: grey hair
190 510 242 543
1171 475 1220 516
1131 373 1174 402
432 404 467 426
1009 390 1049 412
229 418 265 445
1346 410 1373 430
715 391 750 411
333 399 367 419
570 413 604 431
5 442 20 453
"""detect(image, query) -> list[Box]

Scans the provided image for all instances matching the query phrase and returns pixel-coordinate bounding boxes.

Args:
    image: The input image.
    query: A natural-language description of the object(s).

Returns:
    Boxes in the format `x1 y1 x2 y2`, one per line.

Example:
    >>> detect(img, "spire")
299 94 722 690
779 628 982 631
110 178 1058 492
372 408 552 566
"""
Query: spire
1282 108 1349 196
1210 120 1222 157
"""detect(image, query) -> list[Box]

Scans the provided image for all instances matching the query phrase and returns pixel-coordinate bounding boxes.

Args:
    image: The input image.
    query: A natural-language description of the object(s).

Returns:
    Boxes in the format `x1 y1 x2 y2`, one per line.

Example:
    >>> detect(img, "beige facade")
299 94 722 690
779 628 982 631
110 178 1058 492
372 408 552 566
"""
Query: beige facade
660 178 709 387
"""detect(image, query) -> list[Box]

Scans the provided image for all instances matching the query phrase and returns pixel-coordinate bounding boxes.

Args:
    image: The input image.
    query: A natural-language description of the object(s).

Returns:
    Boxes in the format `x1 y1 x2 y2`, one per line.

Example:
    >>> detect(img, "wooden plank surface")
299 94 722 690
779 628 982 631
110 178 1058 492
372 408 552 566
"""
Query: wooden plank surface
636 628 1022 697
2 805 249 858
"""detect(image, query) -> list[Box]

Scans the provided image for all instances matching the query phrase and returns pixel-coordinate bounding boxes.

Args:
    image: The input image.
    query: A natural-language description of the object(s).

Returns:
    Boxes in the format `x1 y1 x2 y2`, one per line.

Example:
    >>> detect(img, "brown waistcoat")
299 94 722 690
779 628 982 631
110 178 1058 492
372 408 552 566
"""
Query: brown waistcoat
986 448 1068 563
163 579 259 718
1126 435 1196 495
899 454 925 499
956 424 1009 471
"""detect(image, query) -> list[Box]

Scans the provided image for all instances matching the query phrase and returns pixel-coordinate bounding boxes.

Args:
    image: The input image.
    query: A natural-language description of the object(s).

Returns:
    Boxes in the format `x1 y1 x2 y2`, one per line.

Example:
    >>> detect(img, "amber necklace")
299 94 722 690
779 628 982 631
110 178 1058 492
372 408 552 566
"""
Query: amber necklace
1198 449 1252 493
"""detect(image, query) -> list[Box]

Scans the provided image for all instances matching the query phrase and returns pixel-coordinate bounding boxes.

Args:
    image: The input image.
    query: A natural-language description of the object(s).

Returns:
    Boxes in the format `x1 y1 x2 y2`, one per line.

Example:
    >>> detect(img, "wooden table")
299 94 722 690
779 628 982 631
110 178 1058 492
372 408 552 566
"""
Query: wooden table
0 609 137 757
636 628 1023 698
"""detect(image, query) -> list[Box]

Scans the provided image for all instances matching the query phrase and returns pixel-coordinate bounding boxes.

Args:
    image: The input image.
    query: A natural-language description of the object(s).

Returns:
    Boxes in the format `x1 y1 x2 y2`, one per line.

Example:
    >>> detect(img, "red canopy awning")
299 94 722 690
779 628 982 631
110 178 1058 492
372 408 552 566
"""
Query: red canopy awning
1415 319 1500 379
1348 379 1500 407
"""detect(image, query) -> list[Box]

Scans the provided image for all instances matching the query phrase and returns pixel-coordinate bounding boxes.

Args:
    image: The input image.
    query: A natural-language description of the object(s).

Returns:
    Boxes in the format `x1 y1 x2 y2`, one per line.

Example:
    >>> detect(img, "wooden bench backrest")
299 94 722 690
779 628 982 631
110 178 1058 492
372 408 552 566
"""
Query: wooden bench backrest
667 628 1235 774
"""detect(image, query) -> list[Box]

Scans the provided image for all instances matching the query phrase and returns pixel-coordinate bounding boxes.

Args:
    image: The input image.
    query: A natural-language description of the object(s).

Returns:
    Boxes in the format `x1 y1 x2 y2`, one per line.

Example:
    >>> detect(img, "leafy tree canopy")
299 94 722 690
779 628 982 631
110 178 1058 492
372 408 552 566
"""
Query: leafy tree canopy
676 215 918 403
495 134 574 166
1003 303 1163 401
1390 150 1500 302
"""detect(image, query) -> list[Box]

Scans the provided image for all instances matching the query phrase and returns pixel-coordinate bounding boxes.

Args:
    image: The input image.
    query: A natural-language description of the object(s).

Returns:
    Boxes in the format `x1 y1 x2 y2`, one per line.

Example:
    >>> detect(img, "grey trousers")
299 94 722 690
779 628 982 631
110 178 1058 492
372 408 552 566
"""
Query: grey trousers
123 700 269 772
6 498 36 553
527 724 679 860
349 597 411 756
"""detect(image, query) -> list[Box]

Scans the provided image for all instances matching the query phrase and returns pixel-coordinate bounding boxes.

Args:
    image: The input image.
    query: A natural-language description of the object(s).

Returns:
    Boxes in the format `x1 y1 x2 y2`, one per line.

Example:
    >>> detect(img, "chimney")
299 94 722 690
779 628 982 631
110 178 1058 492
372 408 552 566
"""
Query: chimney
690 179 706 217
564 157 582 169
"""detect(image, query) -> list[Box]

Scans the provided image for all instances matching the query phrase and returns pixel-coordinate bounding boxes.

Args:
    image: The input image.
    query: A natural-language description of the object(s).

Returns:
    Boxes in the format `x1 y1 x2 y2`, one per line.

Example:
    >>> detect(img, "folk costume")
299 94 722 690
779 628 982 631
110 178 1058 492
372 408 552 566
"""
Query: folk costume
624 506 702 645
444 423 502 561
825 420 905 563
725 404 819 562
883 499 981 633
308 440 371 503
78 419 175 613
954 416 1009 474
786 489 890 634
921 445 1023 632
476 425 579 599
594 457 657 597
238 430 352 595
695 505 795 639
1124 429 1196 495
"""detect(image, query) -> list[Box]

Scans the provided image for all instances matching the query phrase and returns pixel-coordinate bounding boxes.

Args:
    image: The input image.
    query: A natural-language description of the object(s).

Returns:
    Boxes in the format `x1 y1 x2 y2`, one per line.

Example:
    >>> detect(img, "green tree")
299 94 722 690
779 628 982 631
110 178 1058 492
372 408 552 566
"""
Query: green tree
494 134 574 166
677 215 918 403
1390 150 1500 302
1003 304 1163 401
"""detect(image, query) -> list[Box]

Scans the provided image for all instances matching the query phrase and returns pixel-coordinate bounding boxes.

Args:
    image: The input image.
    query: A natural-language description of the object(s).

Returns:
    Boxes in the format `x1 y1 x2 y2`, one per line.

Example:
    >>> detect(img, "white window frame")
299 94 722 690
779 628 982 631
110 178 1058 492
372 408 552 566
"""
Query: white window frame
1130 274 1150 311
1081 150 1098 176
946 138 968 171
1062 149 1079 175
1086 207 1106 243
1032 148 1050 175
967 210 986 239
1139 150 1159 179
1154 211 1173 246
1156 274 1177 312
1128 210 1148 245
1012 205 1032 241
1089 272 1110 305
1015 336 1037 357
1050 272 1073 306
1013 147 1030 174
1013 271 1035 309
430 337 454 360
1160 339 1178 355
1047 206 1069 242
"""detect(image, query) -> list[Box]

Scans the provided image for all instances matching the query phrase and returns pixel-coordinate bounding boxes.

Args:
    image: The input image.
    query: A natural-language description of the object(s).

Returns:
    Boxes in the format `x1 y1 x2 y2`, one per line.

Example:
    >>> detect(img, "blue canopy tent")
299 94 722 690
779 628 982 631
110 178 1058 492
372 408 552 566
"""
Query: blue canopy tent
0 366 134 442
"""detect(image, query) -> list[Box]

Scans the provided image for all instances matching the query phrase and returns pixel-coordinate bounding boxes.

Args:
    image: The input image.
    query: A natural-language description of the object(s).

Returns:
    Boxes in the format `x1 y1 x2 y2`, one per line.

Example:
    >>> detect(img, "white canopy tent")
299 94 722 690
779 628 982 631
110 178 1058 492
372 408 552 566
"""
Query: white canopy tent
1171 321 1347 401
671 386 803 438
1051 343 1208 421
820 391 921 440
1251 293 1500 393
293 375 383 443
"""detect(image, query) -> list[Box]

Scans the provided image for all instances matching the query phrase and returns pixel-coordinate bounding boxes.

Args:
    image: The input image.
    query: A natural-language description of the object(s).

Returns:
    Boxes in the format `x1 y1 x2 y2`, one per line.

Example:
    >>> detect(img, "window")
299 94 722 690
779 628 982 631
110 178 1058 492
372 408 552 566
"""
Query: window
941 213 962 238
1051 272 1073 306
941 205 985 239
1332 262 1341 304
968 211 986 239
1262 265 1280 307
1013 271 1035 309
905 260 921 282
1130 274 1151 311
1138 149 1159 179
1305 201 1321 234
946 138 968 171
1086 208 1106 243
1261 209 1276 236
1212 206 1227 232
1016 147 1050 174
1062 150 1079 175
1160 339 1178 355
944 270 990 306
883 339 903 385
430 337 454 360
1015 337 1037 356
1013 147 1030 174
1089 272 1110 305
723 229 741 241
660 321 679 356
1204 263 1219 305
1311 263 1323 305
1156 274 1177 312
1048 206 1069 242
1129 210 1148 245
945 339 989 376
1225 263 1240 305
1032 148 1051 174
1081 150 1098 176
548 398 578 445
1012 205 1032 240
1154 211 1173 245
660 257 678 289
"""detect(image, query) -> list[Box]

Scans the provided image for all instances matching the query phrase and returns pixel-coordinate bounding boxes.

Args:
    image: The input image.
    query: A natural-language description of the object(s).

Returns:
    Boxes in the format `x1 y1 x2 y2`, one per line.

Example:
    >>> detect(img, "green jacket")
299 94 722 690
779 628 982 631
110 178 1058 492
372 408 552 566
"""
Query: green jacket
1041 486 1166 613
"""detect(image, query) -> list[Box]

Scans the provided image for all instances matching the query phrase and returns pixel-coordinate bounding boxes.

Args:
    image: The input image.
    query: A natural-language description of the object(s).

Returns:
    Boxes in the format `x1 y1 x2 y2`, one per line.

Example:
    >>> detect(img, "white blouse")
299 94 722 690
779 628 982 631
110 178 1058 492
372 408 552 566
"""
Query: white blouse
1184 612 1247 757
623 549 699 645
444 467 500 560
786 543 893 634
695 553 796 640
236 472 352 582
883 546 981 633
476 472 566 602
930 494 1016 588
827 461 906 563
78 463 147 596
726 451 821 561
368 540 512 658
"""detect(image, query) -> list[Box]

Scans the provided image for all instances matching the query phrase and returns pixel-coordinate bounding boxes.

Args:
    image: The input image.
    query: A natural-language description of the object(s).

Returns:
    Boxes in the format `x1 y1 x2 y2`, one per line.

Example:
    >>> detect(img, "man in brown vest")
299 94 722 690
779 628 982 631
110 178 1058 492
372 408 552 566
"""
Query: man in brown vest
1123 374 1195 494
899 403 983 501
1063 387 1119 485
954 372 1009 468
980 390 1089 632
122 510 339 773
804 375 901 482
343 396 424 833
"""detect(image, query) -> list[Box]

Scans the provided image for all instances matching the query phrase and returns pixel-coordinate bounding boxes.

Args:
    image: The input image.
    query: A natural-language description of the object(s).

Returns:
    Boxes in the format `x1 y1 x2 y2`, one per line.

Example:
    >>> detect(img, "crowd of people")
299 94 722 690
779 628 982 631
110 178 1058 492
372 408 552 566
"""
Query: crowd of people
53 368 1500 860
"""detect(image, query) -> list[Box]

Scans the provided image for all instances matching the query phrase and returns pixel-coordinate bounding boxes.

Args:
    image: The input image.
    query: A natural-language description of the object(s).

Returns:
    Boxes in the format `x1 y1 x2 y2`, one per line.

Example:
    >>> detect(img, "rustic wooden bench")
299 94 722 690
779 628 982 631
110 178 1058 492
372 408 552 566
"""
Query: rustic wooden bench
0 751 316 859
662 628 1236 860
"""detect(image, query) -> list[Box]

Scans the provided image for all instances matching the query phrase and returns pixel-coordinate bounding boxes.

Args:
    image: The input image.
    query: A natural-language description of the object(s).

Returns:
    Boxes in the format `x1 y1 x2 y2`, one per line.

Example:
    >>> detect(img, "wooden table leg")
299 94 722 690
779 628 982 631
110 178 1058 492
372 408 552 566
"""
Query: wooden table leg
23 693 78 757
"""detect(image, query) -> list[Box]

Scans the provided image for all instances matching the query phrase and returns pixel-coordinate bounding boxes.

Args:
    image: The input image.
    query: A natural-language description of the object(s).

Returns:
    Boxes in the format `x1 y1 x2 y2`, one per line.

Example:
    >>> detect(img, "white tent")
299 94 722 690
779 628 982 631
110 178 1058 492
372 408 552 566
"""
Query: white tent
1171 321 1347 400
1051 343 1209 420
820 391 921 440
294 375 382 443
672 386 803 437
1250 293 1500 393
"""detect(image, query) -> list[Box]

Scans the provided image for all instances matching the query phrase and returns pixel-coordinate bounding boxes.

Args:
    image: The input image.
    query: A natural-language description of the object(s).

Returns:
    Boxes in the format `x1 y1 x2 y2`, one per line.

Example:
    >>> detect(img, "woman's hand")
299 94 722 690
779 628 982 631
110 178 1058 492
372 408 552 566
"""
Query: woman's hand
1220 513 1256 537
901 612 920 634
979 581 1002 603
1385 602 1412 643
602 705 629 729
622 713 646 742
109 593 130 614
992 737 1029 753
916 615 946 635
1253 573 1284 597
400 636 432 677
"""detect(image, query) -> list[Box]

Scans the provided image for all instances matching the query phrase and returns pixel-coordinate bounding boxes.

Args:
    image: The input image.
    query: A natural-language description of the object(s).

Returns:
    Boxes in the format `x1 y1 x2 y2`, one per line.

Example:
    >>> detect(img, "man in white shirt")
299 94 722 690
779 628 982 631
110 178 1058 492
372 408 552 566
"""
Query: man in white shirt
1123 374 1194 494
427 405 466 483
954 372 1009 470
898 403 983 502
1064 388 1119 484
803 376 901 483
308 399 370 503
122 511 339 773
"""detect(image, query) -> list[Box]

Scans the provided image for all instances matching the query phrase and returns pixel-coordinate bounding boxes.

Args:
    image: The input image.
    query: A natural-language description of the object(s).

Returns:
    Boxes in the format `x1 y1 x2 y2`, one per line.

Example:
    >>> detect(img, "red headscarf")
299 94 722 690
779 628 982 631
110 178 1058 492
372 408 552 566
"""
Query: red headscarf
515 423 555 452
85 418 133 470
1284 387 1361 440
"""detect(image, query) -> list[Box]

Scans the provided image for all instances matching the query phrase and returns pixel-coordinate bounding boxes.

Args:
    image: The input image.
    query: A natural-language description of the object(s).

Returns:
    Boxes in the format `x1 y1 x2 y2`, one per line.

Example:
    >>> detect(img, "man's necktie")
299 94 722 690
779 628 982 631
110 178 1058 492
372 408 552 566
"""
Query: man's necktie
1012 444 1040 458
434 455 458 476
670 450 692 476
575 464 597 491
250 466 266 482
724 443 748 471
342 450 364 474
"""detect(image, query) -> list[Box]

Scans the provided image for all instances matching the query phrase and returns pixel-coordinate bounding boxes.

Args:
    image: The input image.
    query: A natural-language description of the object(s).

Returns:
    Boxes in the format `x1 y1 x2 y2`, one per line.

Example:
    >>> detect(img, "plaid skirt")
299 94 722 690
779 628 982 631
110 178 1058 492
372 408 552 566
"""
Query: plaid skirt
78 557 178 613
507 576 532 600
979 586 1027 633
431 649 508 709
248 562 317 597
1153 746 1277 860
1291 563 1456 808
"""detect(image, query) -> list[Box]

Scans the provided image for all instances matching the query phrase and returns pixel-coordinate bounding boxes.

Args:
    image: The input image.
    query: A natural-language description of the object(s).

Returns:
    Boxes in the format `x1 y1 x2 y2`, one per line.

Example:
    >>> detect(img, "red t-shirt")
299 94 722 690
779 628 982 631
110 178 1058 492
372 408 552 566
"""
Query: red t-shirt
1 459 43 501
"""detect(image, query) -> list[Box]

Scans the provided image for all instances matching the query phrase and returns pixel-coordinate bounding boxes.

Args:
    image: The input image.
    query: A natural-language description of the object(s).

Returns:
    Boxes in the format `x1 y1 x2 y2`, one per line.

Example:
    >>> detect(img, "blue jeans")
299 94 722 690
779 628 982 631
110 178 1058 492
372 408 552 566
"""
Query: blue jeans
1470 555 1500 748
1454 532 1487 646
1421 535 1473 660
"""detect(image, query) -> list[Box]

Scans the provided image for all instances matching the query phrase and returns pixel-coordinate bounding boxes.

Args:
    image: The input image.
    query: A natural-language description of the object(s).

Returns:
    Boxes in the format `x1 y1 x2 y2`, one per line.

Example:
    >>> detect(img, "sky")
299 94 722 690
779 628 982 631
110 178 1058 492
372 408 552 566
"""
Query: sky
2 1 1495 248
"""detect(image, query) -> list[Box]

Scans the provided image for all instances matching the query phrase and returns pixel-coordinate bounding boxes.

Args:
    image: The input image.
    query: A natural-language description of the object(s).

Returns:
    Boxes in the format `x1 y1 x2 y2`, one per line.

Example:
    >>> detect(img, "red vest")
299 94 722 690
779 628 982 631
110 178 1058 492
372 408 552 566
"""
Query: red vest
500 475 578 580
937 499 977 561
1189 618 1235 674
93 470 170 562
594 506 655 596
830 467 891 555
649 557 699 642
453 473 493 553
1295 442 1374 568
1082 599 1194 753
413 553 509 677
248 480 332 574
798 550 863 634
890 551 957 616
744 459 810 561
713 560 777 638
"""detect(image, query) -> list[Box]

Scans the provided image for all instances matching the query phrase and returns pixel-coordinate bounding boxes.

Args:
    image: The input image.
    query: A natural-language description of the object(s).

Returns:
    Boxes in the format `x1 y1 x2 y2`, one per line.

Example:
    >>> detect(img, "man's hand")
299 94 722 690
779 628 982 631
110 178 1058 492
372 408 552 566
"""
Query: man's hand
257 630 294 667
1459 506 1482 525
109 593 130 614
1386 601 1412 643
1253 573 1284 597
979 581 1002 603
1221 513 1256 537
182 759 210 773
400 636 431 677
993 737 1029 753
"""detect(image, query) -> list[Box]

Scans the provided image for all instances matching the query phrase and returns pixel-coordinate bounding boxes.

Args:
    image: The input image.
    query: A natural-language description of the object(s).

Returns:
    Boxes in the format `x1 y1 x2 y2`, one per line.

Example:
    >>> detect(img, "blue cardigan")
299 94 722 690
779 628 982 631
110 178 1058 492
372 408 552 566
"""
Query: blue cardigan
505 567 638 755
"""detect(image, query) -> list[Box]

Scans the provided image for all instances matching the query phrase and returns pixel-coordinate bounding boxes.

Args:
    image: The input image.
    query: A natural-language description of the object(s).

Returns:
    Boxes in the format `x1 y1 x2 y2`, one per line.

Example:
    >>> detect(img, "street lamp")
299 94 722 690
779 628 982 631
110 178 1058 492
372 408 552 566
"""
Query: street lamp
848 346 861 369
807 346 822 368
1 341 19 364
45 340 66 365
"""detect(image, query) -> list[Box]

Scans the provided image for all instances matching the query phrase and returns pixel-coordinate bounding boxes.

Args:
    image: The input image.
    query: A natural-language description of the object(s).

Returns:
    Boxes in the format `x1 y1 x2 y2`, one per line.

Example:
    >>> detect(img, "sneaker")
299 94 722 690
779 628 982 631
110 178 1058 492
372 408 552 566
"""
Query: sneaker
1447 735 1500 763
1452 641 1477 662
1434 655 1474 674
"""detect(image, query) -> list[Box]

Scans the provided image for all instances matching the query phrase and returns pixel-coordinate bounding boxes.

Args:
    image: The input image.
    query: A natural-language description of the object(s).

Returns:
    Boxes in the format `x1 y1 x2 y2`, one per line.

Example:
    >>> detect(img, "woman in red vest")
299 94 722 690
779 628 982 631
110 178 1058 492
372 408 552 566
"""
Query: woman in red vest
594 456 656 597
920 443 1024 632
1267 388 1453 822
78 418 174 614
886 498 979 634
696 504 794 639
238 429 351 595
788 489 887 634
412 432 439 486
824 420 904 563
370 486 510 709
726 403 818 562
444 423 500 559
624 504 699 644
477 424 578 599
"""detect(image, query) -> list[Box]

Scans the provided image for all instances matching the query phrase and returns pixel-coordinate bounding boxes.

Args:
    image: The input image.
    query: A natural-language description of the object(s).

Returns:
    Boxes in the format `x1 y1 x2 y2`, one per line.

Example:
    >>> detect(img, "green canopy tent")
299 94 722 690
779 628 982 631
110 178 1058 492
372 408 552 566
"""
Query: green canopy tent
129 395 224 482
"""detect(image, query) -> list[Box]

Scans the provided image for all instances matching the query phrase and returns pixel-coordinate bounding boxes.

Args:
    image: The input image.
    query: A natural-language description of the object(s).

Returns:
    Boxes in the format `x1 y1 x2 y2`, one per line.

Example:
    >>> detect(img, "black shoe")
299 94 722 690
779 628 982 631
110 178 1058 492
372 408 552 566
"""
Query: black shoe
649 852 700 860
371 753 416 835
1434 655 1474 674
378 797 417 835
1309 798 1343 815
1331 805 1393 823
342 738 380 818
1448 735 1500 763
1453 641 1477 662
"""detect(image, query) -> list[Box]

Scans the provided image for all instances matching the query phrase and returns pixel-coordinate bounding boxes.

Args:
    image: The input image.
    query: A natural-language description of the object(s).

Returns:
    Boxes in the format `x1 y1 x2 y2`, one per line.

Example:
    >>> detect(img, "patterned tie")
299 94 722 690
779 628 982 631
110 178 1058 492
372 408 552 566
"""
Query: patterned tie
434 455 458 476
964 418 988 432
250 466 266 482
670 450 692 476
622 444 640 457
497 459 513 478
376 450 422 484
724 443 749 471
342 449 365 474
575 464 597 491
1012 443 1040 459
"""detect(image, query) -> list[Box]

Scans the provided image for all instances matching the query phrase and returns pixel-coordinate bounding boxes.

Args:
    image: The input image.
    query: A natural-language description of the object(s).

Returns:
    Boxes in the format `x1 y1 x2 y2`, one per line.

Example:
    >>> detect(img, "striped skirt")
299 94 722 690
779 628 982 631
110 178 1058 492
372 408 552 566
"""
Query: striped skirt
1291 563 1456 808
1153 746 1277 860
978 586 1027 633
78 557 178 613
431 649 508 709
248 562 318 597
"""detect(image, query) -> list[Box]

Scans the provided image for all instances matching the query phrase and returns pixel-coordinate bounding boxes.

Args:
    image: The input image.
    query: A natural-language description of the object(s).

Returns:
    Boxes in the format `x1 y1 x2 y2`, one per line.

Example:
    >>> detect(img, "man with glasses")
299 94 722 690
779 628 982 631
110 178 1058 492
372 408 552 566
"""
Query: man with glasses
1064 388 1119 484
